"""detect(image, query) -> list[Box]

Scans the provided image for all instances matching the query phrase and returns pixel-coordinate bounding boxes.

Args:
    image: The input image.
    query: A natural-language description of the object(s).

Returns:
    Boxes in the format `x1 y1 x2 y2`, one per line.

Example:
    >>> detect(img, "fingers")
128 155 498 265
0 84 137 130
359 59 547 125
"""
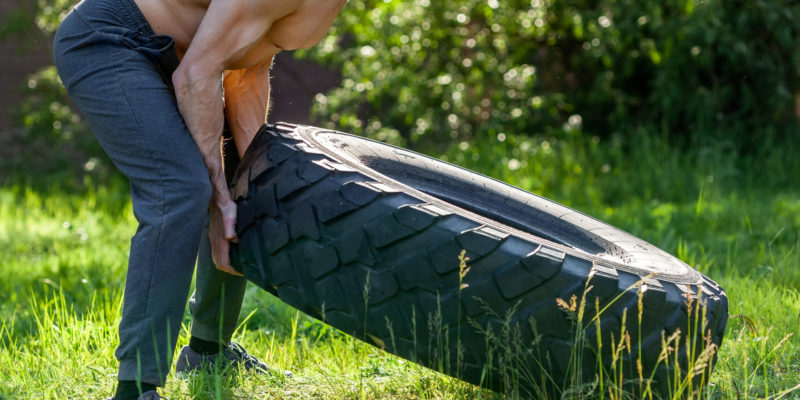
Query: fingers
209 208 243 276
211 242 243 276
216 263 244 276
223 216 239 242
220 202 239 242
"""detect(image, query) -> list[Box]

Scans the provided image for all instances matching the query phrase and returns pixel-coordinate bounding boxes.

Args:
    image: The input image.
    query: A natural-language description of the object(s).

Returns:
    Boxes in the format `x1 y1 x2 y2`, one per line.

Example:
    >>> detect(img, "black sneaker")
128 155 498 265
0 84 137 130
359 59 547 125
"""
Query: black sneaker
175 342 291 377
107 390 166 400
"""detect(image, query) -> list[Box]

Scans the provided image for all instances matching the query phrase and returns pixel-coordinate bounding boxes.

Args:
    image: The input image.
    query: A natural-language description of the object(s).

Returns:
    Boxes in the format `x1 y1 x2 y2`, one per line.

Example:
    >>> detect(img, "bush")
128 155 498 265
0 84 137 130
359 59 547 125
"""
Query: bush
9 0 799 186
303 0 800 152
1 0 116 187
9 66 115 187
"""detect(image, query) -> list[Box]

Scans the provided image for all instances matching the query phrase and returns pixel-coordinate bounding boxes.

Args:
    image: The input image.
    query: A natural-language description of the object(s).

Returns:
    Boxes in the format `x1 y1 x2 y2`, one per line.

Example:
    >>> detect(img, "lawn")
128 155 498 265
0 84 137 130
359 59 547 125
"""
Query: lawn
1 131 798 399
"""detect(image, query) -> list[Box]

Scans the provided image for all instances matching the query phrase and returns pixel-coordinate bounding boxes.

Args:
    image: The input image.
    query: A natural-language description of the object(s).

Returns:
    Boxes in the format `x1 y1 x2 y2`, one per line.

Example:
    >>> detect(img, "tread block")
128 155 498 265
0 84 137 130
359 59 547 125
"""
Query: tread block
636 277 667 312
679 283 699 299
326 311 359 336
588 264 619 298
340 181 381 206
462 278 508 316
260 218 290 253
364 182 400 193
494 262 543 300
248 153 272 183
288 204 319 240
232 232 255 270
393 254 439 291
365 213 417 248
701 274 723 293
419 292 459 327
336 230 376 266
642 277 664 290
304 241 340 279
240 260 267 289
294 142 326 155
315 277 348 312
394 204 438 231
276 285 304 309
468 246 523 279
367 269 399 304
521 246 564 279
250 183 278 217
236 200 256 233
276 167 309 199
267 142 296 163
701 283 715 298
368 303 407 338
317 192 359 223
547 340 574 372
233 169 250 201
456 226 509 256
429 239 477 274
325 161 357 172
337 267 369 316
418 203 453 217
298 159 333 183
270 252 295 286
274 123 299 138
534 305 575 339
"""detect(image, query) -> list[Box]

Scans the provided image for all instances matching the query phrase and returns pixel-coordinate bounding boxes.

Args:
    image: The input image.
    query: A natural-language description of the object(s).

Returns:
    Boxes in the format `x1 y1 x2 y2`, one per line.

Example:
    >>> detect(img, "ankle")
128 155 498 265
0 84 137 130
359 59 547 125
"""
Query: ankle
115 380 156 400
189 336 221 355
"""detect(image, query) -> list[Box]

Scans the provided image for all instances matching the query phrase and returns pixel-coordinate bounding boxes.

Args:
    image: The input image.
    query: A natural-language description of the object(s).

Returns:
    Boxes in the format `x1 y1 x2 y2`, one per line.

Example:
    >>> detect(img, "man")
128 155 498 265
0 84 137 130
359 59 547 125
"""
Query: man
53 0 345 398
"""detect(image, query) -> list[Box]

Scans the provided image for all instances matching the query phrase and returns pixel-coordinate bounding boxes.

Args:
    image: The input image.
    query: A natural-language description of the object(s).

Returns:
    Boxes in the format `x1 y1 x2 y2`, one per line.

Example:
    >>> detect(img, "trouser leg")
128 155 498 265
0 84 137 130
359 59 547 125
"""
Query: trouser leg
54 4 209 385
189 219 248 344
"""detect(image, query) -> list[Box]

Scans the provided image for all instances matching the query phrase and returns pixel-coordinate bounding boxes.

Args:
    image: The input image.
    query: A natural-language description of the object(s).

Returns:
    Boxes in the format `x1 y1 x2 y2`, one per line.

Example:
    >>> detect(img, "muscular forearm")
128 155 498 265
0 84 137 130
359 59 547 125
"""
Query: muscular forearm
223 61 272 158
173 64 231 206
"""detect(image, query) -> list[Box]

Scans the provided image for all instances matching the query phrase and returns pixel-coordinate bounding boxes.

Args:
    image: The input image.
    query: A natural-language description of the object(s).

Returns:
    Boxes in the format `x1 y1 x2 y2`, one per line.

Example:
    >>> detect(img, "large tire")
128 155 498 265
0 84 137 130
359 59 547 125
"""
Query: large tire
230 123 727 397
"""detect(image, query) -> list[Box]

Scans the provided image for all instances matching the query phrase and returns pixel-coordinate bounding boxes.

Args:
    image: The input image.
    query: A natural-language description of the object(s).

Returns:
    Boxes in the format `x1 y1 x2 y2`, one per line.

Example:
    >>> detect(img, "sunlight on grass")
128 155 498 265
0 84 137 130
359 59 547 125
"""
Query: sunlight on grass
1 130 799 398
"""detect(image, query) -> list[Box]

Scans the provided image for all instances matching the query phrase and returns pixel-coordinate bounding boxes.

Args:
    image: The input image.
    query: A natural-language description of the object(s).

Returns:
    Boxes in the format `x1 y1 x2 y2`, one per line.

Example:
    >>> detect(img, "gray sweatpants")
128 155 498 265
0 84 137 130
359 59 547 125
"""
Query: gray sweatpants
53 0 247 385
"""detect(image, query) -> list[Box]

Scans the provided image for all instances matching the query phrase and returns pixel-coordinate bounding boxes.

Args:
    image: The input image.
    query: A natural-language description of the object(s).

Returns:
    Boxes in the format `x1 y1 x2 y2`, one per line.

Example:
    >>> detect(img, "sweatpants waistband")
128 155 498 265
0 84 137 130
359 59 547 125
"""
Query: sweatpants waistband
74 0 156 37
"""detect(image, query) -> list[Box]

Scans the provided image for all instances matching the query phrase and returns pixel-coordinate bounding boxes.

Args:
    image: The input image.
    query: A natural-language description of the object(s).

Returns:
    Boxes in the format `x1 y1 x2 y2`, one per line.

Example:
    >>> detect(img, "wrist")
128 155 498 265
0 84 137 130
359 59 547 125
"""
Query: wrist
211 188 234 208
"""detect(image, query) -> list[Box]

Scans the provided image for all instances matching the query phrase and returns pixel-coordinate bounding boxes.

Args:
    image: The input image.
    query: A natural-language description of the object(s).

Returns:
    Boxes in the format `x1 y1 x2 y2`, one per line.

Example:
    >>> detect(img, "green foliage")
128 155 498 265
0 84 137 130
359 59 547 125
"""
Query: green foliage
0 0 112 188
34 0 75 35
304 0 800 151
7 66 114 187
12 0 800 186
0 3 36 40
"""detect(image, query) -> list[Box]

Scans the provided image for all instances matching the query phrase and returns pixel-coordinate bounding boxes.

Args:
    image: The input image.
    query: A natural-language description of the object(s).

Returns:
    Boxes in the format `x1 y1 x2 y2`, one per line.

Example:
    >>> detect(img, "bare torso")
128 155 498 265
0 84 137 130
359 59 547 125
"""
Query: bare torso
134 0 344 68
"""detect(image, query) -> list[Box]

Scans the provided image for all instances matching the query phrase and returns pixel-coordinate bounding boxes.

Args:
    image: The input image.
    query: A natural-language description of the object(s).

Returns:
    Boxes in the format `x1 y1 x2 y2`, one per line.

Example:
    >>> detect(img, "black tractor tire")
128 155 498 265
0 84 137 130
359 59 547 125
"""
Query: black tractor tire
230 123 727 397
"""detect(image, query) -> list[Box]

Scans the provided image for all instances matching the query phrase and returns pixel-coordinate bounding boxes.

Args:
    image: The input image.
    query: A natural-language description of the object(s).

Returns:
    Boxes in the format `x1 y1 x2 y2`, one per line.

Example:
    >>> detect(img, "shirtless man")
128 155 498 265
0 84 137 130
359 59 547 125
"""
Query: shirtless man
53 0 345 398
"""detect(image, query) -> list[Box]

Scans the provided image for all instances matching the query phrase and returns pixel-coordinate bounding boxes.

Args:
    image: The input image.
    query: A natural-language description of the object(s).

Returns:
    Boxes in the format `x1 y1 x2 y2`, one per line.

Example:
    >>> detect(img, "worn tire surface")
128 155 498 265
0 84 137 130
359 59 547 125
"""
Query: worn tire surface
230 123 727 397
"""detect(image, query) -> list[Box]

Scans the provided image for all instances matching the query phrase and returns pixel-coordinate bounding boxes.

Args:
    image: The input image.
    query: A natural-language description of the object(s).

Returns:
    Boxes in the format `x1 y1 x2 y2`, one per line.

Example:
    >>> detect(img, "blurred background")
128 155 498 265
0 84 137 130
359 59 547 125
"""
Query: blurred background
2 0 798 195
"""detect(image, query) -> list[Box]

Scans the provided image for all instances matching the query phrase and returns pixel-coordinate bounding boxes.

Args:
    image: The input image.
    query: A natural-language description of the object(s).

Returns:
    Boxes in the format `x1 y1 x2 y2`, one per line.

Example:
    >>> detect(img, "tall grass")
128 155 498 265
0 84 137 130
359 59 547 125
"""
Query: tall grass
1 129 799 398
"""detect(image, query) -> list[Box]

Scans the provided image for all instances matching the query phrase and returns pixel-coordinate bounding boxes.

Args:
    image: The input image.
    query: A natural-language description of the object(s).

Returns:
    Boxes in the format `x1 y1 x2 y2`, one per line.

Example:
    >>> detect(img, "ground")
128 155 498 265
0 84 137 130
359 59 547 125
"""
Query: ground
1 132 799 399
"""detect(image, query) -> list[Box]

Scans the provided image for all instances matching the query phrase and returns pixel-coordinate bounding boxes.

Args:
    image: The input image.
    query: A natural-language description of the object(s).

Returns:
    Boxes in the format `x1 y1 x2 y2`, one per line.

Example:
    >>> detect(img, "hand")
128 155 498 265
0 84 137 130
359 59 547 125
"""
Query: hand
209 200 243 276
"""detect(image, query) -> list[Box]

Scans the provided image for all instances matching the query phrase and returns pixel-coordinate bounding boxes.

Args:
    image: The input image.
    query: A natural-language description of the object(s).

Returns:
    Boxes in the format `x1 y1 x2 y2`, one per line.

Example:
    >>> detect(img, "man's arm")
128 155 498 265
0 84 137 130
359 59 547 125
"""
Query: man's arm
172 0 292 274
223 60 272 159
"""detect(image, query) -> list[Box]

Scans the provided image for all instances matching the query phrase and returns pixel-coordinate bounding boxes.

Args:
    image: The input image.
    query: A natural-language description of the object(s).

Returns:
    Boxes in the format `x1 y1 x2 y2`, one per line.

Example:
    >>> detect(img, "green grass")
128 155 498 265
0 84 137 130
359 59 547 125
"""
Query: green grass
1 131 799 399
